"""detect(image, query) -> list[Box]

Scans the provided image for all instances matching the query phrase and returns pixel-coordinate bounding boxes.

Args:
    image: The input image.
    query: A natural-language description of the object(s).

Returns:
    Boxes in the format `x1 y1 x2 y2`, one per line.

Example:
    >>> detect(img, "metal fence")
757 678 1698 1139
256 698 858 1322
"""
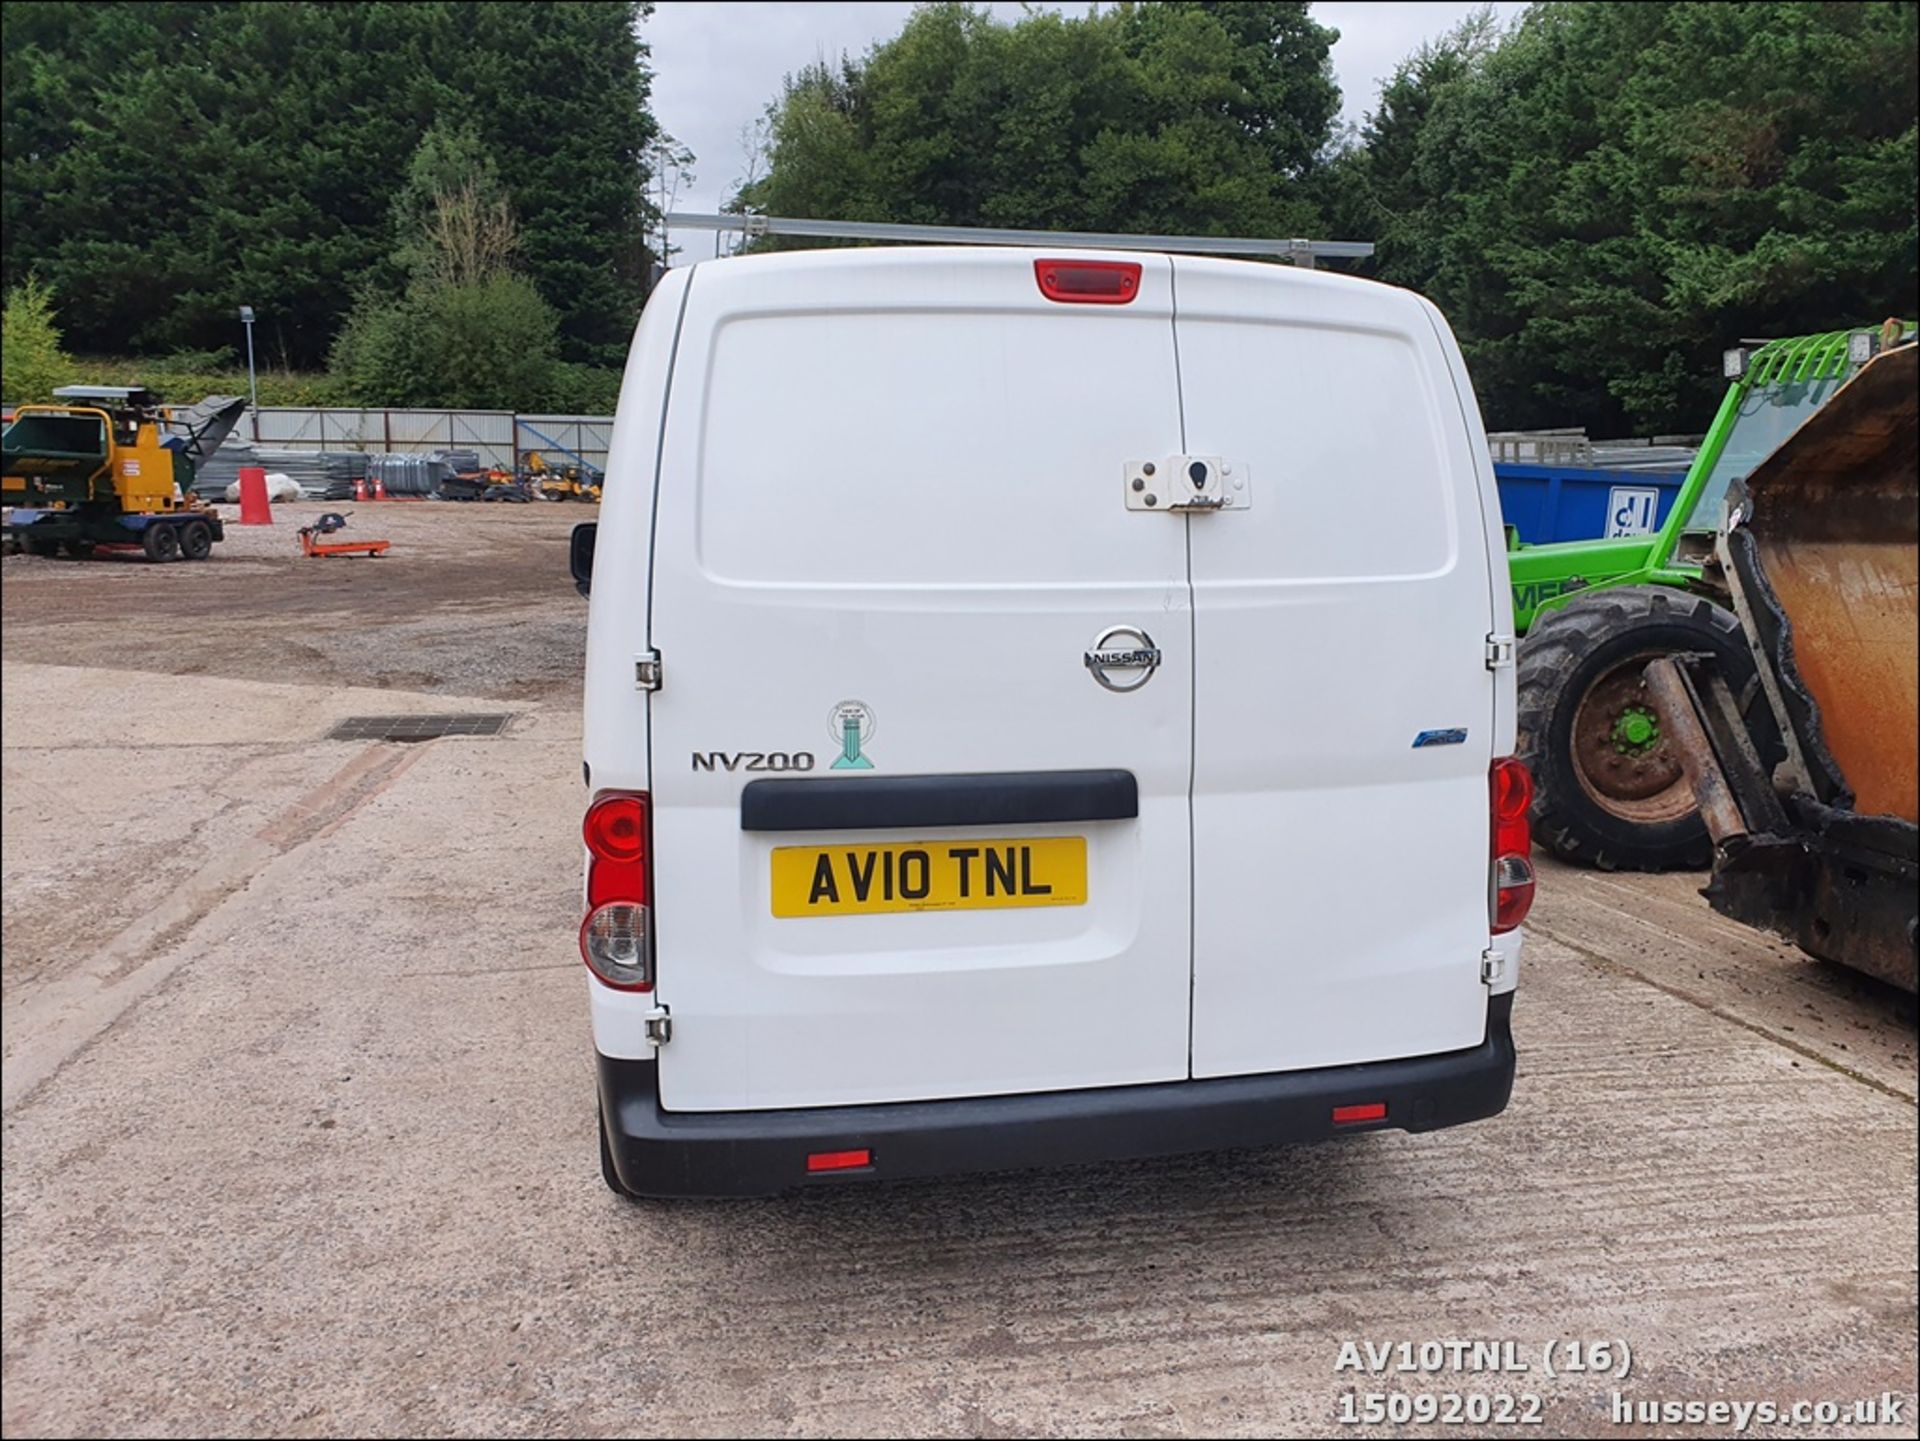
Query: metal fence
1488 428 1704 471
249 408 613 472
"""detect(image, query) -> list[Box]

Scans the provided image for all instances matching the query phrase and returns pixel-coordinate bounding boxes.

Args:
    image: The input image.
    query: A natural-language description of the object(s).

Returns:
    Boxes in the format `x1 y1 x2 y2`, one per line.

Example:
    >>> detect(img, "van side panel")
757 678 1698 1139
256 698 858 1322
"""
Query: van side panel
584 267 690 1060
1173 260 1496 1078
645 249 1196 1112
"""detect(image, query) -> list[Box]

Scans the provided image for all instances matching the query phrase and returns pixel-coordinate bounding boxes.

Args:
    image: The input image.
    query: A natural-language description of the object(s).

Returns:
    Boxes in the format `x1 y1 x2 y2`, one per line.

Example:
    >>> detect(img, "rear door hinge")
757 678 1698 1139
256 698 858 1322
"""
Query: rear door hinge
634 649 662 692
1480 948 1507 985
644 1004 672 1047
1485 633 1515 670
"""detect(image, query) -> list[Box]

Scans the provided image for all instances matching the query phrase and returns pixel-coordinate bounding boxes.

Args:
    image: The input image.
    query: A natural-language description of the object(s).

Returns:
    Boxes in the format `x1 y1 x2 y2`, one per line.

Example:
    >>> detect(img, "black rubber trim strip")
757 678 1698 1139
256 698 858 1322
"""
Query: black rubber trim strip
599 994 1514 1198
740 769 1138 832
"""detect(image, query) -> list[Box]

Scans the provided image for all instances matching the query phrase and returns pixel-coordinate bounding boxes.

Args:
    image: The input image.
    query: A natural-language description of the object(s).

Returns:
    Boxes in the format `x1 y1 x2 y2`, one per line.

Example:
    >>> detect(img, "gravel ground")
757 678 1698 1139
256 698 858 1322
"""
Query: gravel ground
2 509 1914 1437
2 500 588 701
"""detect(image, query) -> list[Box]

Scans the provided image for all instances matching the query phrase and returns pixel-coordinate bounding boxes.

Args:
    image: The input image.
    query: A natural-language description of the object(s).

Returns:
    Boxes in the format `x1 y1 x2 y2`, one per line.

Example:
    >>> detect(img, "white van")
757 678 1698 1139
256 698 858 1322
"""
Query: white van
576 245 1531 1198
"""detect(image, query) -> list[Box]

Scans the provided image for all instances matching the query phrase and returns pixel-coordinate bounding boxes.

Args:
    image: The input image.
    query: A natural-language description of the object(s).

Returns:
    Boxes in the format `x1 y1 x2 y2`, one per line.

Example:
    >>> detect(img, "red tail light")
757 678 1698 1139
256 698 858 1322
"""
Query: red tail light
1490 757 1535 934
1034 259 1141 304
582 790 653 990
584 793 646 863
585 791 649 907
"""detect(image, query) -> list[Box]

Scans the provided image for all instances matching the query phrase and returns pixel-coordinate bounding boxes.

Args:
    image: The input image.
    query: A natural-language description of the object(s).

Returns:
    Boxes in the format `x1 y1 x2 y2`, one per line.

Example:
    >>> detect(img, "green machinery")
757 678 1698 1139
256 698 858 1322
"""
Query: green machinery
1508 321 1915 870
1646 339 1917 991
3 386 246 561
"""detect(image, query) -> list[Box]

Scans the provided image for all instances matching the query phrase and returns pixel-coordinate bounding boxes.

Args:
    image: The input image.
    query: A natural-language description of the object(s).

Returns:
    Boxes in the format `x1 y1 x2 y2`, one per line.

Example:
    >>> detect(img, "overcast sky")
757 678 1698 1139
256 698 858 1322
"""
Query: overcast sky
646 1 1527 218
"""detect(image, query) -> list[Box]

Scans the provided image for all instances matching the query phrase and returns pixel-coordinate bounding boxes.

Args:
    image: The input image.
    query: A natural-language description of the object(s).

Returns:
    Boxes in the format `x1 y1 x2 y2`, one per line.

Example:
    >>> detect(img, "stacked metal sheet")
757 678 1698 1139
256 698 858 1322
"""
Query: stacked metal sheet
365 449 485 496
193 438 369 500
191 436 256 496
365 453 435 495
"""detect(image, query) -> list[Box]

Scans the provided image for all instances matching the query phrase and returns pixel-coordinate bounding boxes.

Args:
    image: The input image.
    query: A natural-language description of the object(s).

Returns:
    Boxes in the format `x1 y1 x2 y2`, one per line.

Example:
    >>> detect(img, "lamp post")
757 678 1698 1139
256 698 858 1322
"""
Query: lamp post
238 305 258 440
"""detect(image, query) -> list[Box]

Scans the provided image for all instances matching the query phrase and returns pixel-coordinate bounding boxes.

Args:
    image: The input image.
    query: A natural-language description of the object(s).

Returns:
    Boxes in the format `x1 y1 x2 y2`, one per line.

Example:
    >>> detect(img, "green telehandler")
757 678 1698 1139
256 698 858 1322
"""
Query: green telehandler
1508 319 1915 871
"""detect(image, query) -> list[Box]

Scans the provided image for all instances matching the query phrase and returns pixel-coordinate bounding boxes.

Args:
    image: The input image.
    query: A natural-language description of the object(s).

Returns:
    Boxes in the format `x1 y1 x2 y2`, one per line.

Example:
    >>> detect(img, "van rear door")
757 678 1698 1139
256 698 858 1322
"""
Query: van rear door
647 249 1193 1112
1173 260 1498 1078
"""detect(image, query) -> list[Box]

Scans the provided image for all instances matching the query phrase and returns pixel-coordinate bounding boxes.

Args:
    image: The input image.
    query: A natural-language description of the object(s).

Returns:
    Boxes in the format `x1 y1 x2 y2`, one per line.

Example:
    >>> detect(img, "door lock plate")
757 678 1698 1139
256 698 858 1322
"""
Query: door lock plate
1126 456 1249 512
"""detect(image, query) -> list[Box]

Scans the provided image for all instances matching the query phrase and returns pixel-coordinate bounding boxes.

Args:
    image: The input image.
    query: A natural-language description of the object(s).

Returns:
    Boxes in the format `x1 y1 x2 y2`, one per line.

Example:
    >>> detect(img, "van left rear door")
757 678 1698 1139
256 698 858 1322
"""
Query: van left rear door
646 248 1195 1112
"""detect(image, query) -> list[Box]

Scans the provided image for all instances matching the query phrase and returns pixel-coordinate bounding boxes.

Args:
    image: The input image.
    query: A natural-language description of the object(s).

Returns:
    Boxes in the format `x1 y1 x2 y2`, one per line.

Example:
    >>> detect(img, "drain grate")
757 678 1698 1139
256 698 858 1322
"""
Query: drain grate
329 713 515 743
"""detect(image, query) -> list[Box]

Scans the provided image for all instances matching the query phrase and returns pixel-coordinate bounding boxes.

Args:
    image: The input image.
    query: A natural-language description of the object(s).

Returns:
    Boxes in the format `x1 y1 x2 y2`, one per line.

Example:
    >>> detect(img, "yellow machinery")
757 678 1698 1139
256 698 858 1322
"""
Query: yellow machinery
3 386 245 561
521 449 602 503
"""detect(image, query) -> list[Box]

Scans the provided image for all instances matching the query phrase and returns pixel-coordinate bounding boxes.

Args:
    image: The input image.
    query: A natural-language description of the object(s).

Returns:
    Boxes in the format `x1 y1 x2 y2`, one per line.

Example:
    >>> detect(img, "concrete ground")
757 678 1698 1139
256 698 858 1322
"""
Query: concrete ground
2 505 1915 1437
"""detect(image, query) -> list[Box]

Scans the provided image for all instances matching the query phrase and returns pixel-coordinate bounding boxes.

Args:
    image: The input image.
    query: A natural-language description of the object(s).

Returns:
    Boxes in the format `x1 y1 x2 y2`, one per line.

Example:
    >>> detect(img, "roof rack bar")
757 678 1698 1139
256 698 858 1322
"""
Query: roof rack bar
667 213 1373 267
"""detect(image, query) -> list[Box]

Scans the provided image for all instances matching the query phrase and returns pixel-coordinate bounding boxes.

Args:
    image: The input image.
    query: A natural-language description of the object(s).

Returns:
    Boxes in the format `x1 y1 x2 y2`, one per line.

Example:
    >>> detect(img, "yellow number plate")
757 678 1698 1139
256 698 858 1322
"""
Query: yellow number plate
771 836 1087 918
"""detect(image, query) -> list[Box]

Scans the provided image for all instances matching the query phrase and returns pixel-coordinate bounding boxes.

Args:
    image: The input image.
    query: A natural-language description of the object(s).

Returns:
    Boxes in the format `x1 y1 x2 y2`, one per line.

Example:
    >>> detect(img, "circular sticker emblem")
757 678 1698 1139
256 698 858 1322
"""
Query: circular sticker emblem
827 699 876 770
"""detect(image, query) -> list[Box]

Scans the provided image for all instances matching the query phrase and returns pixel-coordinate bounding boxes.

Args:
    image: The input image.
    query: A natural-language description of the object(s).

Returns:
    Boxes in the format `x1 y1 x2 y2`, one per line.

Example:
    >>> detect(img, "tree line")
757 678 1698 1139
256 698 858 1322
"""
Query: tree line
2 0 656 407
739 1 1917 434
1333 2 1918 431
4 1 1916 432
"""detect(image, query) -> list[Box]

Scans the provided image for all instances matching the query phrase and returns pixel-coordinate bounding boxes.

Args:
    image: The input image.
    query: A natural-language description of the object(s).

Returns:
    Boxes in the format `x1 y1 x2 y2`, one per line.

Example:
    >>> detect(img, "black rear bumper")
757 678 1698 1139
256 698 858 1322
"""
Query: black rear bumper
598 994 1515 1199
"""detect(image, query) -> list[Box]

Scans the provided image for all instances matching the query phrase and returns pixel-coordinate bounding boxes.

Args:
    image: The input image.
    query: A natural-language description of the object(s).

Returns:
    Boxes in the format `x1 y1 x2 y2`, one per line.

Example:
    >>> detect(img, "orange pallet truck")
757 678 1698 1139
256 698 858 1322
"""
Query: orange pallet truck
297 512 390 559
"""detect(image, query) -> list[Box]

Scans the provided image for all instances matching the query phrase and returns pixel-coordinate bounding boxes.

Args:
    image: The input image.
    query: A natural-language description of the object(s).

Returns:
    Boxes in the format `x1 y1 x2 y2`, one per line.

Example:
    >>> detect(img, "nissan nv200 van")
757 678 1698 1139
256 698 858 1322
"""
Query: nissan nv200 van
578 245 1530 1197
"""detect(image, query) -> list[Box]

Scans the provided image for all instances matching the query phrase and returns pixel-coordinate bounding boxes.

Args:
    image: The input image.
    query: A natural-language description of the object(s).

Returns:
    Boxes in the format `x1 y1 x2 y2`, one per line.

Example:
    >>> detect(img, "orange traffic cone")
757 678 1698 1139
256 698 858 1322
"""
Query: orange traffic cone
353 477 367 501
373 476 388 501
237 466 273 525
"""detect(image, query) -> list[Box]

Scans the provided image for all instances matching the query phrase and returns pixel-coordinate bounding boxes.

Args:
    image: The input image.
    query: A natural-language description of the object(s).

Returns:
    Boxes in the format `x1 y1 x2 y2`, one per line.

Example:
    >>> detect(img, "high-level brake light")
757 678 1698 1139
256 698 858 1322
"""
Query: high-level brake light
1034 259 1141 304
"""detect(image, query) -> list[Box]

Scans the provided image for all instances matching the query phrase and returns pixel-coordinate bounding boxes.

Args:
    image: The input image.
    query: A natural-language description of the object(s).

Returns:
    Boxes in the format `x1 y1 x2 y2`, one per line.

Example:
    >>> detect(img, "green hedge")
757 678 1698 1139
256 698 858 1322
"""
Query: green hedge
67 353 621 413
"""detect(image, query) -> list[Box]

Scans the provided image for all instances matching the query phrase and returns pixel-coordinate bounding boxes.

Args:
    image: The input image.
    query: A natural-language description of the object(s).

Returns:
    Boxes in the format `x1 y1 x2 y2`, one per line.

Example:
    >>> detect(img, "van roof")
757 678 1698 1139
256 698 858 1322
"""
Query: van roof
690 243 1393 299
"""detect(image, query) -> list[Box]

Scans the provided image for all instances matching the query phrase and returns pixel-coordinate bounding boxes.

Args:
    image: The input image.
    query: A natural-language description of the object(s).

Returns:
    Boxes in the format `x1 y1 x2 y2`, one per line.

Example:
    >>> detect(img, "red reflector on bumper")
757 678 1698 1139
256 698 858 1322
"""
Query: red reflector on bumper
806 1148 872 1173
1332 1103 1387 1125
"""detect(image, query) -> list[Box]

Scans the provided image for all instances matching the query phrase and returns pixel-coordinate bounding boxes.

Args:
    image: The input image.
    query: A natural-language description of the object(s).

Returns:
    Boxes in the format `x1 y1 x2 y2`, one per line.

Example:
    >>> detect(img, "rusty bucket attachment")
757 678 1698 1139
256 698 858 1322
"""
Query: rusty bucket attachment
1734 344 1917 823
1650 341 1917 992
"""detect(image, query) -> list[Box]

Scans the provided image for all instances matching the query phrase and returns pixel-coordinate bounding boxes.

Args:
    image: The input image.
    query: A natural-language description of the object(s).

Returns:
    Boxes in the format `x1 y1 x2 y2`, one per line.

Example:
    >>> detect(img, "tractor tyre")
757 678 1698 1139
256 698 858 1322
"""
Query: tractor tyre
179 520 214 561
25 536 61 558
1517 586 1768 872
64 539 95 558
142 524 181 563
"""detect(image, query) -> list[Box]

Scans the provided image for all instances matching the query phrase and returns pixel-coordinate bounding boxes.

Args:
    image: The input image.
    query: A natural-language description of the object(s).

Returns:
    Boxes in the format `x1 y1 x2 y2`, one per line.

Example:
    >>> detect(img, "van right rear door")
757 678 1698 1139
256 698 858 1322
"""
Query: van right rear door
645 248 1195 1113
1174 259 1500 1079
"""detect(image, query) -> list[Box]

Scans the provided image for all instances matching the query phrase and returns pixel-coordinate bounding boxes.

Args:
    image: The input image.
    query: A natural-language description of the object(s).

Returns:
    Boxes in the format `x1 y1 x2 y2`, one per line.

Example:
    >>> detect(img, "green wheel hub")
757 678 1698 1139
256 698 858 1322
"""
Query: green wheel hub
1612 705 1660 754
